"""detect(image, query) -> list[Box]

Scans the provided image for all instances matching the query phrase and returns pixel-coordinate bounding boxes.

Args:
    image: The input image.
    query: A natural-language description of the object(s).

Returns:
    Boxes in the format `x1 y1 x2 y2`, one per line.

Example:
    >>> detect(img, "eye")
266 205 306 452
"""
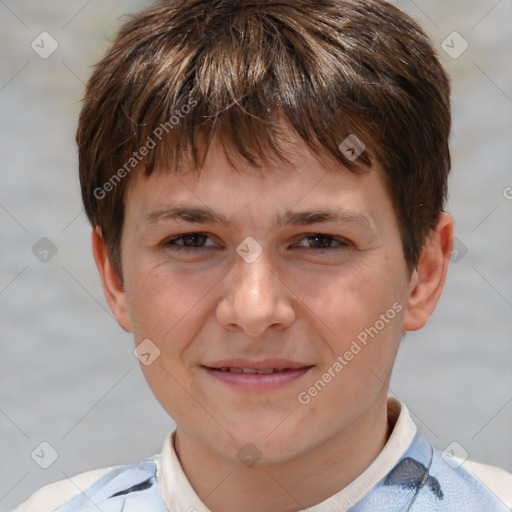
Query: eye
163 233 350 253
164 233 217 251
293 234 351 251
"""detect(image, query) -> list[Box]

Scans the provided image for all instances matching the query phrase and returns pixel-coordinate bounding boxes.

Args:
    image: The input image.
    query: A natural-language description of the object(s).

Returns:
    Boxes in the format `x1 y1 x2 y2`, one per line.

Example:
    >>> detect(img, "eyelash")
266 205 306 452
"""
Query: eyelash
164 233 350 252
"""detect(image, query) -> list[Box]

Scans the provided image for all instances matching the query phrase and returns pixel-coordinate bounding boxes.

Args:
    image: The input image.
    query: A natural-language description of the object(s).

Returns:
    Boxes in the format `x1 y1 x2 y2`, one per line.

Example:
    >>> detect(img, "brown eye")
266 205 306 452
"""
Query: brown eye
294 234 350 250
165 233 215 250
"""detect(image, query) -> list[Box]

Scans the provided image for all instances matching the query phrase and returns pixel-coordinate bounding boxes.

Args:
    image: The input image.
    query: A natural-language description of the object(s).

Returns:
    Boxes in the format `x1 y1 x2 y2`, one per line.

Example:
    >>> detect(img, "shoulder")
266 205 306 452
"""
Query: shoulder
11 467 114 512
428 448 512 511
459 458 512 508
388 403 512 510
11 456 164 512
364 422 512 512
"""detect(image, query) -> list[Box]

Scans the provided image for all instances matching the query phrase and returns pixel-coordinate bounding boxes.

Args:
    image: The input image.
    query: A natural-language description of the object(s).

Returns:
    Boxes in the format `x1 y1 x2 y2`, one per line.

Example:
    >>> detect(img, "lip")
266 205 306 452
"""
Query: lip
204 359 311 370
202 359 314 391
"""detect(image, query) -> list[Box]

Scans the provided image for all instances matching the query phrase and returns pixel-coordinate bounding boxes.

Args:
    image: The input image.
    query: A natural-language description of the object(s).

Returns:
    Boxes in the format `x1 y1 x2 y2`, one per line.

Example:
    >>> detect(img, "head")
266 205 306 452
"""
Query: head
81 0 454 466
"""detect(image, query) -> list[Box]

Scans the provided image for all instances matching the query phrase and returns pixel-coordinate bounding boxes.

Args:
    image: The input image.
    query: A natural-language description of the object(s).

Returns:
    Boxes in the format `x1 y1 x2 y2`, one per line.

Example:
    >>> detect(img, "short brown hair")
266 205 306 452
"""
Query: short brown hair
77 0 451 278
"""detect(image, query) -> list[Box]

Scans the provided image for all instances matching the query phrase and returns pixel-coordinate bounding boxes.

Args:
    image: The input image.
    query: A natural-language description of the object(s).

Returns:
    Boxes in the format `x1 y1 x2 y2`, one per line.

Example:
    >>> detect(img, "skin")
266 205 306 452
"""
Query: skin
93 130 454 512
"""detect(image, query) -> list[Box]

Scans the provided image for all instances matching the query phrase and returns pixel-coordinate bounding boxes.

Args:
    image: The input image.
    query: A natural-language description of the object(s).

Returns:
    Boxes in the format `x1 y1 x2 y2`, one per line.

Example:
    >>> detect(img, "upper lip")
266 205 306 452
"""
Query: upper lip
203 359 312 370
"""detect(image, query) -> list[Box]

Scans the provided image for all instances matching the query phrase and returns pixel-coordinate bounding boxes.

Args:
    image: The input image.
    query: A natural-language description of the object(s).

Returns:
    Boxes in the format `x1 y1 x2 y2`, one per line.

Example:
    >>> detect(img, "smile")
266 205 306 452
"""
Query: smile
202 363 314 391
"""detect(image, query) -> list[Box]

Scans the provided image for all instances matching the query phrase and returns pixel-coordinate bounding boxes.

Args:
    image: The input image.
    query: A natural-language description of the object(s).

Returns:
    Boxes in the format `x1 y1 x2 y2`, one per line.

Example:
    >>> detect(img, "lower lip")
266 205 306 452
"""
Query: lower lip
203 367 313 391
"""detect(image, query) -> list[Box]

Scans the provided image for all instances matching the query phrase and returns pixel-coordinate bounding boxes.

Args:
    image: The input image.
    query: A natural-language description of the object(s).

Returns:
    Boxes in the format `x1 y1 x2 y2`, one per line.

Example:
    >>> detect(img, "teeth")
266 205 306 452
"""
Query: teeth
217 367 288 374
242 368 277 374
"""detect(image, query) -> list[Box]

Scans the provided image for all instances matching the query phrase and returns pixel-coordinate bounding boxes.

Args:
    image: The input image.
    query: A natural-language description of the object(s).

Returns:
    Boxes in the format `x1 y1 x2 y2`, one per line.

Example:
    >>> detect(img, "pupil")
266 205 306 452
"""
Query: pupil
310 235 330 248
184 234 205 246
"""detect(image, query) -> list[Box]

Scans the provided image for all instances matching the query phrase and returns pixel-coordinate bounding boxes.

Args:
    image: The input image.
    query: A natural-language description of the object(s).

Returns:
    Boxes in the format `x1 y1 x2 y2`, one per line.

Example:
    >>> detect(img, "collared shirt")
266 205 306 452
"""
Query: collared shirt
12 397 512 511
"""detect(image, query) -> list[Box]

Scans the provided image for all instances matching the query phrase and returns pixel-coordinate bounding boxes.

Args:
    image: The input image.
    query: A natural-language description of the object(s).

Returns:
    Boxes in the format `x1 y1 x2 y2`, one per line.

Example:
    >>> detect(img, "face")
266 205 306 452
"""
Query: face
96 132 446 466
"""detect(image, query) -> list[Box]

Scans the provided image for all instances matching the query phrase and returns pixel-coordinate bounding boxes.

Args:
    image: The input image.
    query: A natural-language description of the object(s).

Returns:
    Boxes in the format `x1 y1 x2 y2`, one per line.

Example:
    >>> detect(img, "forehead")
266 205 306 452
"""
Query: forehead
124 131 395 235
141 122 374 187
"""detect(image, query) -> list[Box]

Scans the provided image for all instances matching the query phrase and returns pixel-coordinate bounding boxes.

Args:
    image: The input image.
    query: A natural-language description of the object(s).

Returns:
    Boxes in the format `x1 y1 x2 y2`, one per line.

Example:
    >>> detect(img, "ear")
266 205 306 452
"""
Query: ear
91 227 132 332
402 213 454 331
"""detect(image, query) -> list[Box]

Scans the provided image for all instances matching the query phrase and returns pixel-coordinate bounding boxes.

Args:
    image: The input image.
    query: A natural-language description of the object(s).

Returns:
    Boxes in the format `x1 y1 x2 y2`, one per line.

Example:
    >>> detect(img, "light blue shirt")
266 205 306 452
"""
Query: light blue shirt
54 431 510 511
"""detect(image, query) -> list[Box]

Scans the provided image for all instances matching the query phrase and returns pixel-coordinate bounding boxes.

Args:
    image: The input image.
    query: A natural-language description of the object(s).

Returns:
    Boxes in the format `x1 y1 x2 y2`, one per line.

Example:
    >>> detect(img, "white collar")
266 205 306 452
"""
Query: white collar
154 397 417 512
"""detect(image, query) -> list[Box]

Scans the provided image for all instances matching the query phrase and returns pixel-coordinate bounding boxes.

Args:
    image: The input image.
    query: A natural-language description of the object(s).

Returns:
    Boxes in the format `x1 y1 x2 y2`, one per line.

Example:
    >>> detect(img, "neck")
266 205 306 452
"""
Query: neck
174 394 391 512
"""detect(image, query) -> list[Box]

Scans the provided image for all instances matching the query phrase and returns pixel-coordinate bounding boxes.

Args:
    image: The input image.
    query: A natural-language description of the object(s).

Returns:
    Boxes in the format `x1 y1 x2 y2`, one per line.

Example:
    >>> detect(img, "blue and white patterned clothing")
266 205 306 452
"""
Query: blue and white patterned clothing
13 398 512 511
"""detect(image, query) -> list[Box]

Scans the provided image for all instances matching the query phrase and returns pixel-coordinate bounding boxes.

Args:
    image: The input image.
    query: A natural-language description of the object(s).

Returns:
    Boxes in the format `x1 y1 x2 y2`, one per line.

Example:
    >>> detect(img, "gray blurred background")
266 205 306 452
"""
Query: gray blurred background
0 1 511 510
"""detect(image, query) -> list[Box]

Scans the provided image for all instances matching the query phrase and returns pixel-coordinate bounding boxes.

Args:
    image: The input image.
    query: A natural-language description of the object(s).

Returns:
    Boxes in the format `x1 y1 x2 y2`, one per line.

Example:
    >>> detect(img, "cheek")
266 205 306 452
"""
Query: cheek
288 260 406 375
291 265 404 424
125 262 221 344
288 263 390 333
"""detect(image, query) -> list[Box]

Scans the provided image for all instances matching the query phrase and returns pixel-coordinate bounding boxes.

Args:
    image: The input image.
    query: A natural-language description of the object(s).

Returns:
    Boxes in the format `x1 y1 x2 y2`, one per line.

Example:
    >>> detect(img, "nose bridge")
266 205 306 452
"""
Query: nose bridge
216 245 295 335
233 248 277 309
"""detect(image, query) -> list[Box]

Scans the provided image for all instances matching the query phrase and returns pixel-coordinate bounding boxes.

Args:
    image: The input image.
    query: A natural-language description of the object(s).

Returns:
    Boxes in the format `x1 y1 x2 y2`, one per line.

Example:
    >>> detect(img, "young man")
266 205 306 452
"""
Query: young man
13 0 512 510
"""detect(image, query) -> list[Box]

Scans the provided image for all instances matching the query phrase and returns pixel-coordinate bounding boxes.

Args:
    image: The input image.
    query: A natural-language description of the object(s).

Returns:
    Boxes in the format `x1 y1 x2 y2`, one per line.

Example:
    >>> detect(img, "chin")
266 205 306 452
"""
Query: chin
224 420 308 464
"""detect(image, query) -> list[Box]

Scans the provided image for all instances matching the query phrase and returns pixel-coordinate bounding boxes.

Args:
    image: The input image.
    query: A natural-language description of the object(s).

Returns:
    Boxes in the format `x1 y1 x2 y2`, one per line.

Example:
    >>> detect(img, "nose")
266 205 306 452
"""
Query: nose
215 249 296 337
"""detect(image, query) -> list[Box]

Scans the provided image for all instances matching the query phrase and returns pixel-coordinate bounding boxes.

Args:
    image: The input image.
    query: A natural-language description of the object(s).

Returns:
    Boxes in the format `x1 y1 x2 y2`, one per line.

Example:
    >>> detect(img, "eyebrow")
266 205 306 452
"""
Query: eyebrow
143 205 372 230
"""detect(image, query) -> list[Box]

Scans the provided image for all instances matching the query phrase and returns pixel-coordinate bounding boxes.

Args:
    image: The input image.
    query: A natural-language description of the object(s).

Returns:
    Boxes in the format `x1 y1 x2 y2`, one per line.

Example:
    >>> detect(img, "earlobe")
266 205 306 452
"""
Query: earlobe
402 213 454 332
91 228 132 332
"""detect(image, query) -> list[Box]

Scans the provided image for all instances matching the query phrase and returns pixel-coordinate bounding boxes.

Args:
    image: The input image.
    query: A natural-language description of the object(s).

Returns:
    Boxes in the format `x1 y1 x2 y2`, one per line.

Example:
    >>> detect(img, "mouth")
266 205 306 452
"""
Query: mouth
202 360 314 391
214 367 296 374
